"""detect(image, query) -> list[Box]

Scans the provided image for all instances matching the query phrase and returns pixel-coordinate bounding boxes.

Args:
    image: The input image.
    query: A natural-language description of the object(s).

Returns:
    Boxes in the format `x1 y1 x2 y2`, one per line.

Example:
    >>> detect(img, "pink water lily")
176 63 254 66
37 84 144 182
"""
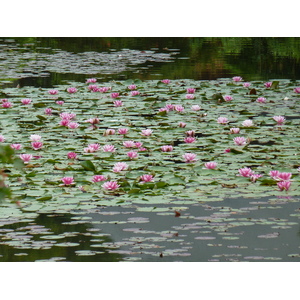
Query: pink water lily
277 181 291 191
140 174 154 183
273 115 285 125
187 88 196 94
88 84 98 91
277 172 292 181
174 105 184 112
48 89 58 95
183 153 197 163
102 181 120 191
110 92 120 98
88 144 100 152
233 136 247 146
161 145 173 152
114 100 123 107
61 177 74 186
30 134 42 142
45 108 52 115
232 76 242 82
67 152 77 159
67 87 77 93
92 175 107 183
56 101 64 105
0 135 5 142
191 105 201 111
269 170 280 179
256 97 266 103
102 145 116 153
185 94 195 100
68 122 79 129
104 129 116 136
113 162 128 173
86 78 97 83
10 144 22 150
223 95 233 102
184 137 196 143
128 84 137 90
118 128 129 135
204 161 218 169
141 129 153 136
238 167 254 177
178 122 187 128
242 119 253 127
250 174 263 182
243 82 251 88
217 117 229 124
294 87 300 93
185 130 195 137
264 82 272 88
123 140 136 148
31 141 43 150
131 91 140 96
127 151 138 159
2 102 12 108
21 98 32 105
134 142 143 148
230 128 240 134
161 79 171 84
60 119 70 127
19 154 33 164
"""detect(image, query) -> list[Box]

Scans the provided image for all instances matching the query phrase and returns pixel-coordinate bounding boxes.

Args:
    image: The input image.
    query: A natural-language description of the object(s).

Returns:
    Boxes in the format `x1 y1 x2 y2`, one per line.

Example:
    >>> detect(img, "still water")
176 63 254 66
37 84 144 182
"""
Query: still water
0 37 300 261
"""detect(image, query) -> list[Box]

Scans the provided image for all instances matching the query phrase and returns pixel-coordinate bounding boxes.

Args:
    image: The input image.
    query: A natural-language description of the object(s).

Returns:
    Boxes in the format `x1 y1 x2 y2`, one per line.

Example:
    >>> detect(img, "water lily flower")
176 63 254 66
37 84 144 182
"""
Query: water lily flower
30 134 42 142
223 95 233 102
184 137 196 143
238 167 254 177
204 161 218 169
161 145 173 152
141 129 153 136
118 128 129 135
88 84 98 91
67 87 77 93
277 172 292 181
294 87 300 93
61 177 74 186
187 88 196 94
113 162 129 173
67 152 77 159
165 104 175 111
264 82 272 88
269 170 280 179
86 78 97 83
102 181 120 191
92 175 107 183
114 100 123 107
140 174 154 183
48 89 58 95
19 154 33 164
56 101 64 105
88 144 100 152
2 102 12 108
127 151 138 159
179 122 187 128
224 148 231 153
174 105 184 112
10 144 22 150
102 145 116 152
123 140 136 148
68 122 80 129
31 141 43 150
110 92 120 98
104 129 116 136
277 181 291 191
185 130 195 137
161 79 171 84
243 82 251 88
217 117 229 124
250 174 263 182
256 97 267 103
185 94 195 100
98 87 111 93
0 135 5 142
230 128 240 134
191 105 201 111
131 91 140 96
242 119 253 127
233 136 247 146
60 119 70 127
232 76 242 82
183 153 197 163
273 115 285 125
60 112 76 120
44 108 52 115
128 84 137 90
21 98 32 105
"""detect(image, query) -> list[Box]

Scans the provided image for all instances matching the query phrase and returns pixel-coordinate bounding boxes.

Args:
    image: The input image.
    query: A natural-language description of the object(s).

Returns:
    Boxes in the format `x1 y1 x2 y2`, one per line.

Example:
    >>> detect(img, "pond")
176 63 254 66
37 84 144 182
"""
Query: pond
0 37 300 262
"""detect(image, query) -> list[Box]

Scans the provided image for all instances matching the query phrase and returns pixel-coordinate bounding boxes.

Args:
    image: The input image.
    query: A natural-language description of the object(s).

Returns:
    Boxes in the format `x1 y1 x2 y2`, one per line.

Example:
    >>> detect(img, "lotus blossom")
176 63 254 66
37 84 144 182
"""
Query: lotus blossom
118 128 129 135
183 153 197 163
127 151 138 159
161 79 171 84
191 105 201 111
277 181 291 191
243 82 251 88
84 147 96 153
0 135 5 142
68 122 80 129
110 92 120 98
269 170 280 179
238 167 254 177
48 89 58 95
256 97 267 103
165 104 175 111
10 144 22 150
224 148 231 153
85 118 100 125
185 130 195 137
185 94 195 100
230 128 240 134
161 145 173 152
242 119 254 127
131 91 140 96
61 177 74 186
45 108 52 115
87 144 100 152
98 87 111 93
60 112 76 120
56 101 64 105
264 82 272 88
67 152 77 159
179 122 187 128
102 181 120 191
104 129 116 136
223 95 233 102
159 107 169 113
233 136 247 146
123 140 136 148
232 76 242 82
128 84 137 90
86 78 97 83
2 102 12 108
67 87 77 93
19 154 33 164
250 174 263 182
31 141 43 150
187 88 196 94
92 175 107 183
217 117 229 124
88 84 98 91
294 87 300 94
140 174 154 183
113 162 129 173
102 145 116 152
141 129 153 136
184 137 196 143
204 161 218 169
114 100 123 107
277 172 292 181
21 98 32 105
29 135 42 142
174 105 184 112
273 115 285 125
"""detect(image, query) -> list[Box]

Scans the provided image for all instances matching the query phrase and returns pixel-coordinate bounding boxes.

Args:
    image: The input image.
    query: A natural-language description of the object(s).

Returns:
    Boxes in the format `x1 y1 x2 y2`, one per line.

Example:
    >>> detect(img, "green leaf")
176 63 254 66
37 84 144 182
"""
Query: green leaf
80 160 96 172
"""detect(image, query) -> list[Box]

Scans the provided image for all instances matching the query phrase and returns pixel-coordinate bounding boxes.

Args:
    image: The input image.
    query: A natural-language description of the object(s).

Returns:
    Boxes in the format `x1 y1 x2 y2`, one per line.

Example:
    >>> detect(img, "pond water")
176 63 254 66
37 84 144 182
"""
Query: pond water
0 37 300 262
